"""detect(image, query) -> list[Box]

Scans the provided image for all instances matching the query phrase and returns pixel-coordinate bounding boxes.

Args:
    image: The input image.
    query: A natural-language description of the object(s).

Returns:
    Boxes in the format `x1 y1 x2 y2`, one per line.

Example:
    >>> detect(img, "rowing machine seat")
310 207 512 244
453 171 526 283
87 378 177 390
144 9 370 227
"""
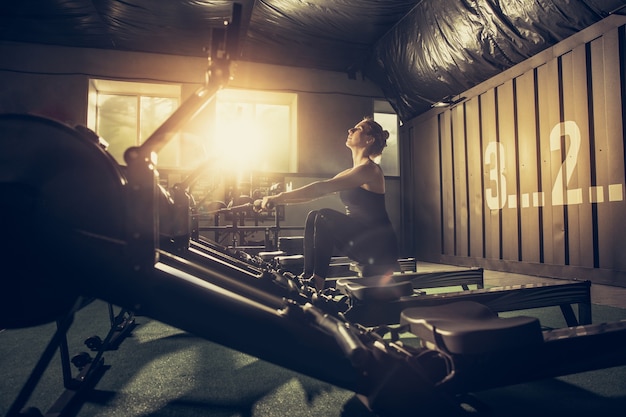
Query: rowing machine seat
400 301 543 355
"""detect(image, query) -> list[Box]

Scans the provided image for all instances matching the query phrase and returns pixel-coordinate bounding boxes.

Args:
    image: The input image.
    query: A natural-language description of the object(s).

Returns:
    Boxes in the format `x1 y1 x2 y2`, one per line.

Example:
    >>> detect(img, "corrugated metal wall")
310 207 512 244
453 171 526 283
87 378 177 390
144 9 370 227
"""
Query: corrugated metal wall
403 16 626 287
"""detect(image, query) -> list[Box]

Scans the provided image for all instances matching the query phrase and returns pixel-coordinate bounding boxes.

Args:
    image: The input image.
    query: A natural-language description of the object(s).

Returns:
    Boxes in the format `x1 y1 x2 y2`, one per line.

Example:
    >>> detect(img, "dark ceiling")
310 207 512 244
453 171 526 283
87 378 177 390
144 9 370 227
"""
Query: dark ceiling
1 1 625 121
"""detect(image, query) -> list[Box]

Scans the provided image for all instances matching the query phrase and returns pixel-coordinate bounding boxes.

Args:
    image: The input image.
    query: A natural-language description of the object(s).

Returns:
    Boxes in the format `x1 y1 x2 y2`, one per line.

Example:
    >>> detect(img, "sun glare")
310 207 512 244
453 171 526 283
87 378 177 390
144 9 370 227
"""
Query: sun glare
213 114 270 173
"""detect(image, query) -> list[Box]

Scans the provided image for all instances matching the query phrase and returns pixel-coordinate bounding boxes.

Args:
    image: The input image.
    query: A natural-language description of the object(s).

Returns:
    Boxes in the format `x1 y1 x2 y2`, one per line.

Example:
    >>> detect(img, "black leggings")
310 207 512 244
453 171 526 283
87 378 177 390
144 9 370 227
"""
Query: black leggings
303 209 398 279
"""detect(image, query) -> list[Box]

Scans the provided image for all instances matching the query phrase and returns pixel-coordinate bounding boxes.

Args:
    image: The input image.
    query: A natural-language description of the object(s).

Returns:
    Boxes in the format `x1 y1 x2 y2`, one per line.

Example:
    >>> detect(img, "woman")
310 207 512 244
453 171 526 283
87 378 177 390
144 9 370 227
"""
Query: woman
259 116 398 291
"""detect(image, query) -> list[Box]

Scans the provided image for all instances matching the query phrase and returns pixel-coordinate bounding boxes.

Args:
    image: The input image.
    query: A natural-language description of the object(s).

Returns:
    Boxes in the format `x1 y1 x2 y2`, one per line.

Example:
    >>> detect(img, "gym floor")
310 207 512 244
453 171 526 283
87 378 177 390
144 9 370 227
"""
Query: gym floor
1 262 625 417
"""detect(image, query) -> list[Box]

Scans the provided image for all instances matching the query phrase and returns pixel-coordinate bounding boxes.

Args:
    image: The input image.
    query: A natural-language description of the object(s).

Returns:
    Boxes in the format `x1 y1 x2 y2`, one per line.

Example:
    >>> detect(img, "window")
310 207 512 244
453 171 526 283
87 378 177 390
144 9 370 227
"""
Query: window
89 82 297 174
212 89 297 173
88 79 181 166
374 100 400 177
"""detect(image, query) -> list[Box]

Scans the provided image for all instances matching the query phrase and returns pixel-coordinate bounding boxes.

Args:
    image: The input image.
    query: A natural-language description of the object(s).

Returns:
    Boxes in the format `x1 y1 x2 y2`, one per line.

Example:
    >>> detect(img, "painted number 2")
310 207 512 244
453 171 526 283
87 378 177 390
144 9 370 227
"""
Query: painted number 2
550 121 582 206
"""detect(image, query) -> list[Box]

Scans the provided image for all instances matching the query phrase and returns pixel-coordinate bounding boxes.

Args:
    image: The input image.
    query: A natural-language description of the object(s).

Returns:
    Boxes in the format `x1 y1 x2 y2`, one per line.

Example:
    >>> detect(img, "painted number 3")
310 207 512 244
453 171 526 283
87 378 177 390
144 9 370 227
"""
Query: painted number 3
485 141 507 210
484 121 582 210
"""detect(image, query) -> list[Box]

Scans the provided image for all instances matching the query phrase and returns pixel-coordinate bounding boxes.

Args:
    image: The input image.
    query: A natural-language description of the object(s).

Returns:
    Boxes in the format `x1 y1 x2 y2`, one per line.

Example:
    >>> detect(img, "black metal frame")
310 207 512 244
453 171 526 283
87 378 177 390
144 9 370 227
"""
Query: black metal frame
6 299 135 417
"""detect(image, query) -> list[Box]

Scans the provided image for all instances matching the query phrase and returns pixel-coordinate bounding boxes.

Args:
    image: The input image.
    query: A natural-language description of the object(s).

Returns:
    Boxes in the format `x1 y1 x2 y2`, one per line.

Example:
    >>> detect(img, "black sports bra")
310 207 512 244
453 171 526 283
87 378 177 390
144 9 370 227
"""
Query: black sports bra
339 187 391 225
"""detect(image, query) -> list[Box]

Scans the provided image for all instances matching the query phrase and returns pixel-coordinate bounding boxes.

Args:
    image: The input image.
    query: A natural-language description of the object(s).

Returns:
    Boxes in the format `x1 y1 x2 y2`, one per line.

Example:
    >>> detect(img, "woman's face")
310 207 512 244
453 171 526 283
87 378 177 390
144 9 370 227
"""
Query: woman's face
346 120 371 149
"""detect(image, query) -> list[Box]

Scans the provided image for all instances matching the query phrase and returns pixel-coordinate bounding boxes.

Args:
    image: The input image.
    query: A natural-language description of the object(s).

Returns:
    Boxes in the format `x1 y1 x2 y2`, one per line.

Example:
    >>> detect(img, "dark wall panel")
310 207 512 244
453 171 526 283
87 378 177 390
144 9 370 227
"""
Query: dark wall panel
497 80 520 262
452 105 469 257
515 71 541 264
439 111 455 255
465 98 484 259
562 45 595 269
480 89 501 261
590 27 626 276
405 18 626 286
537 59 565 267
412 118 442 260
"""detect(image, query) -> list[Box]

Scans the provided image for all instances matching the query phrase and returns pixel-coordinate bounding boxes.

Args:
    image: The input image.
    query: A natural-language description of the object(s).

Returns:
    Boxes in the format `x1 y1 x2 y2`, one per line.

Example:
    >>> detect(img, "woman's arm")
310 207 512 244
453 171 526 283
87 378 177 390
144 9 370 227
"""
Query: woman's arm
261 163 378 209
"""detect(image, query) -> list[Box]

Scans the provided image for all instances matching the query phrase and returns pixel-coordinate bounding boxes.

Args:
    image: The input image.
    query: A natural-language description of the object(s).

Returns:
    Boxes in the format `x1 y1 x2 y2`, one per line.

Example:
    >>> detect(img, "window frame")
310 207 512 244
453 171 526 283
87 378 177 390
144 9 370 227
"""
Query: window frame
88 79 182 165
373 100 400 177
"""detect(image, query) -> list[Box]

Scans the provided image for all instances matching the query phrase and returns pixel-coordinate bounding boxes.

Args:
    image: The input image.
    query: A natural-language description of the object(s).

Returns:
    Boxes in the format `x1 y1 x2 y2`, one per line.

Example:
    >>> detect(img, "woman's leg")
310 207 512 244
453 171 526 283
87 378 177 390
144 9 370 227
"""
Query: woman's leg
309 209 362 289
304 209 357 278
303 209 398 289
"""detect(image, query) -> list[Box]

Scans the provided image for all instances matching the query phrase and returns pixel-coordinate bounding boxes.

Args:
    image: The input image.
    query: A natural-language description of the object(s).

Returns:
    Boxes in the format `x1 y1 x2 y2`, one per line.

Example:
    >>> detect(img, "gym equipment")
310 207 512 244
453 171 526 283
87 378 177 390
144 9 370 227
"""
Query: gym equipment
2 10 625 415
201 197 263 250
169 156 487 298
193 181 284 251
325 264 485 290
4 298 134 417
398 300 626 397
179 228 590 329
145 107 593 331
334 277 592 327
164 195 588 329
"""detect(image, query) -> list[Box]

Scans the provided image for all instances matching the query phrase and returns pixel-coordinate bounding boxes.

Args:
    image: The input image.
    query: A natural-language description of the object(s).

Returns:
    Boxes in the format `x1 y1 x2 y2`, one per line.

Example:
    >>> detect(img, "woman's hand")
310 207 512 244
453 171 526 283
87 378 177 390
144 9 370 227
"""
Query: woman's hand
253 196 276 212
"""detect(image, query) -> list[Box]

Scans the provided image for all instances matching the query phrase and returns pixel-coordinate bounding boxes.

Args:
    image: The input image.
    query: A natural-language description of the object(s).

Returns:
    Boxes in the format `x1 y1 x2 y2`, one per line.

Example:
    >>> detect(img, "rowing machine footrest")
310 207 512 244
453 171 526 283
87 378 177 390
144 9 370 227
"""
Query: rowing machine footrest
400 301 543 355
257 250 286 261
397 257 417 272
335 276 414 302
350 262 400 277
277 236 303 255
275 254 304 274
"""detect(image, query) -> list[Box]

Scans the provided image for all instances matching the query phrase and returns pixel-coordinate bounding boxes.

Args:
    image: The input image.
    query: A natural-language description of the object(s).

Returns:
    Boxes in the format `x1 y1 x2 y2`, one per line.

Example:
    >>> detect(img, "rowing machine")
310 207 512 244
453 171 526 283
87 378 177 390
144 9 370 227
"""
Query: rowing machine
2 21 624 415
396 300 626 403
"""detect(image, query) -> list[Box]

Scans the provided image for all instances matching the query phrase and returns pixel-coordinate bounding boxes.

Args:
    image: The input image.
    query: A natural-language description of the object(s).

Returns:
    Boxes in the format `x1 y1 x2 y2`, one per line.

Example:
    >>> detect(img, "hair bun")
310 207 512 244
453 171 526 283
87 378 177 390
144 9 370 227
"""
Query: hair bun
383 130 390 141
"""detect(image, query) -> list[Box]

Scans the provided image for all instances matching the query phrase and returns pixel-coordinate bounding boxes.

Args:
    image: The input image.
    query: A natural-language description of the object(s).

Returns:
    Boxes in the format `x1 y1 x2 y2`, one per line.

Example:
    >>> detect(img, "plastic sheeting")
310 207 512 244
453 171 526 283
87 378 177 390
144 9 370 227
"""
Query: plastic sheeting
364 0 624 122
0 1 243 56
242 0 417 73
1 0 624 121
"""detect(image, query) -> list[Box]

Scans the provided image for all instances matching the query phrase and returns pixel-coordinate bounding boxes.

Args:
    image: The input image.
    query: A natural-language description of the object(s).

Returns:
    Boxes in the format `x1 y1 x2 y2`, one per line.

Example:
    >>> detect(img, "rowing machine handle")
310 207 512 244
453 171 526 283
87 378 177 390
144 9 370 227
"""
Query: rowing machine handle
253 199 275 211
